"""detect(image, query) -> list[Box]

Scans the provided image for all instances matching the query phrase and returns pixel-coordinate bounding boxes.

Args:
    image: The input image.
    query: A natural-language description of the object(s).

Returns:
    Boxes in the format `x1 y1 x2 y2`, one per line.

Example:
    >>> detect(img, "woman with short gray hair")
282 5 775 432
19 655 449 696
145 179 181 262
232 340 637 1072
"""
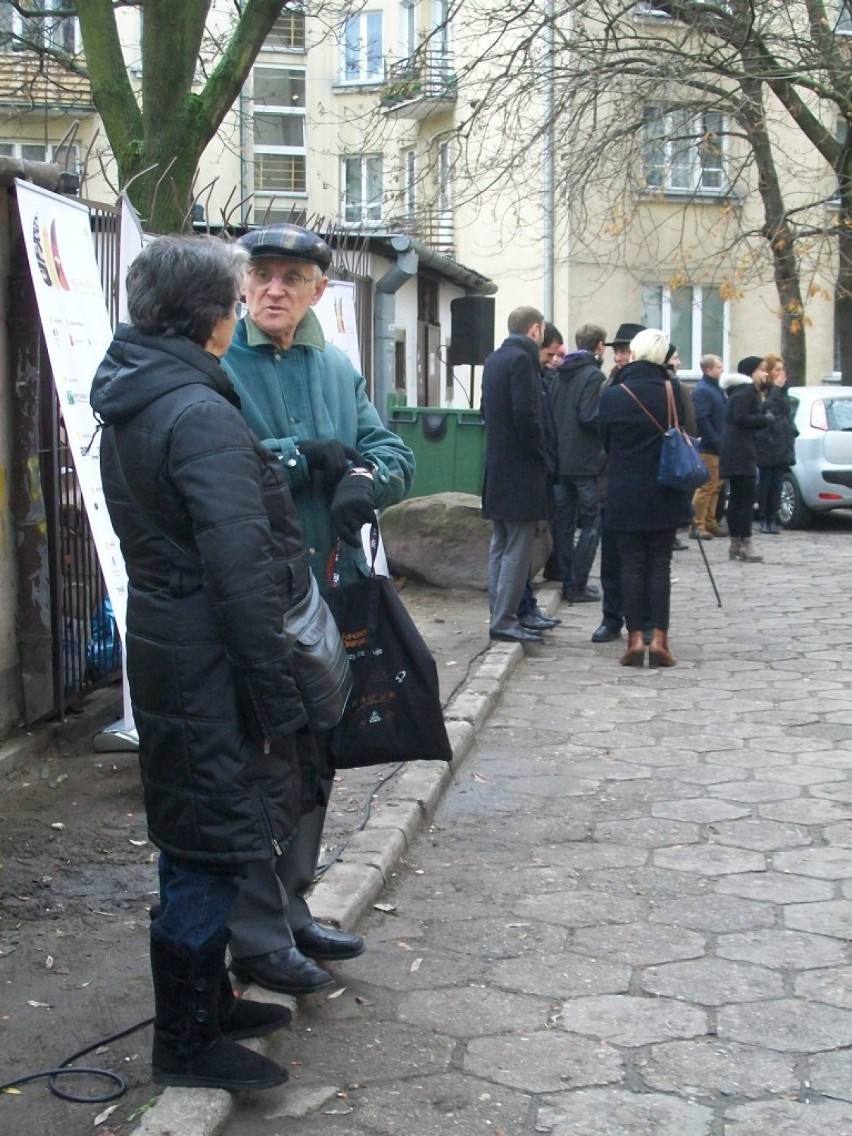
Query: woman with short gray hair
91 234 310 1092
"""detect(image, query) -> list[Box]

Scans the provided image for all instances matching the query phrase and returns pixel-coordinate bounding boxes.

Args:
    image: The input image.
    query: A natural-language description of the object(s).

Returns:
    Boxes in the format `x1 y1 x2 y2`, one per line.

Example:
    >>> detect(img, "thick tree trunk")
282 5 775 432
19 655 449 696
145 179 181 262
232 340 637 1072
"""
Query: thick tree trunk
737 79 807 385
836 216 852 386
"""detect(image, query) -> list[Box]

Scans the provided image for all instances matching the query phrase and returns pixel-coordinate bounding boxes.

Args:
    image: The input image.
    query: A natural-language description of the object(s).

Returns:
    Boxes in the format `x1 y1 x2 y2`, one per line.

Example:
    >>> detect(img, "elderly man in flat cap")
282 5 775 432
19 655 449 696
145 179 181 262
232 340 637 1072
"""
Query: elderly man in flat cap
222 224 415 995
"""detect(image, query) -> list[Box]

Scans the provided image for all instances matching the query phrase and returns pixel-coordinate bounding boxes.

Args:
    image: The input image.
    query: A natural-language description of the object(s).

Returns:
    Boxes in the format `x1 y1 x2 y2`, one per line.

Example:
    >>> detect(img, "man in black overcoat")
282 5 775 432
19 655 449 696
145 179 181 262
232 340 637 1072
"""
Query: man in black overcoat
481 306 550 643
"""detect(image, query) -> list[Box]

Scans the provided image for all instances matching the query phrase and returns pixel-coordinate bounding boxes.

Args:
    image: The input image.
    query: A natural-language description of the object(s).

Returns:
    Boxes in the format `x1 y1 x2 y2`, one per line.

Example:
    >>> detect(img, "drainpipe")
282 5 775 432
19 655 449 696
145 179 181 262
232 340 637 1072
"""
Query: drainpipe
542 0 555 320
374 240 418 425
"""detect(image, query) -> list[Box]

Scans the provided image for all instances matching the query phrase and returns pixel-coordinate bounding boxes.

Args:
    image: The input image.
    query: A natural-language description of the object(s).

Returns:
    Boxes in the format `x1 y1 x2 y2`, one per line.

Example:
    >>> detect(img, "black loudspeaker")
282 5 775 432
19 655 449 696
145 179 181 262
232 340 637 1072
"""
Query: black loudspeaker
449 296 495 366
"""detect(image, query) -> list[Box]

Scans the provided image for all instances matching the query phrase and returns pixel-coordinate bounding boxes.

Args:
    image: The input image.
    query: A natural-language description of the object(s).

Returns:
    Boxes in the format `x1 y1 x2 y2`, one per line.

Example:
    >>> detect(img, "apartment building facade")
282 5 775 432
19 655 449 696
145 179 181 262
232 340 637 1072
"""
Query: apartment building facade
0 0 845 394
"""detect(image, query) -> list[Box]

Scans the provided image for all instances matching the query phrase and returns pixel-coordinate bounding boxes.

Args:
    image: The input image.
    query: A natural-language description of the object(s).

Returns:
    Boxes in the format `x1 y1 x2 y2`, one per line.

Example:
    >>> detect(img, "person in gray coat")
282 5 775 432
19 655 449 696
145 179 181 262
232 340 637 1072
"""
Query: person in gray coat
481 306 549 643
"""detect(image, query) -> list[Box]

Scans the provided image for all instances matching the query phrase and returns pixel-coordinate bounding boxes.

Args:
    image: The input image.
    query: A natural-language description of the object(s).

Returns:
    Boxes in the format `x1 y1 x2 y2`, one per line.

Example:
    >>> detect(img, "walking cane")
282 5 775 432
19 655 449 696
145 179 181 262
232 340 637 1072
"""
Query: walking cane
695 533 722 607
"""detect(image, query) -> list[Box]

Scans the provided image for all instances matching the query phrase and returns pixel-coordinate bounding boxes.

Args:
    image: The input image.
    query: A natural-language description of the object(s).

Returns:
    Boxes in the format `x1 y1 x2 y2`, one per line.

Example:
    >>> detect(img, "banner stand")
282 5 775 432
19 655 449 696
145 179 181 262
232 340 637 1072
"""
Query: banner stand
93 669 138 752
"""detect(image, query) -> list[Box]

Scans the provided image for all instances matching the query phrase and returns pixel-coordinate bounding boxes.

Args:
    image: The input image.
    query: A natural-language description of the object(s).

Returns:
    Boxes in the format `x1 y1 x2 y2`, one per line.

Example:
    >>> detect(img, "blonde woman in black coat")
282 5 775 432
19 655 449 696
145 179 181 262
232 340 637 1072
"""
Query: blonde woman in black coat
597 329 693 668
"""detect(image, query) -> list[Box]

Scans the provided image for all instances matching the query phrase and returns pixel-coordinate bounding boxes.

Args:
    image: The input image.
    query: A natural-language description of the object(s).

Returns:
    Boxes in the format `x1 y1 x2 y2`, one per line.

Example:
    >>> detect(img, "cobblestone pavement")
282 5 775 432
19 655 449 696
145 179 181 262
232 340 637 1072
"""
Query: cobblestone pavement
203 519 852 1136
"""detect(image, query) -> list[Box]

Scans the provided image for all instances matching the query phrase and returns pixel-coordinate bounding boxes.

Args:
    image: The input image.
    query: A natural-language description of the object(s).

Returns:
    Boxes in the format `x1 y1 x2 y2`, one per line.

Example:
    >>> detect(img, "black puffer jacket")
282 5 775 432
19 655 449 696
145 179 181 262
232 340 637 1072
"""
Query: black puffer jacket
719 376 770 478
755 385 797 468
91 326 309 868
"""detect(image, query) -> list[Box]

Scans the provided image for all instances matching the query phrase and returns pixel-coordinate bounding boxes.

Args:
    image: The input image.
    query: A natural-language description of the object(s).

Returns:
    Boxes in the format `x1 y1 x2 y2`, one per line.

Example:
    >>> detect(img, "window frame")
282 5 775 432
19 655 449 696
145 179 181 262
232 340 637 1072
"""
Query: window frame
260 8 307 52
341 9 383 84
0 0 79 54
251 64 308 198
0 139 80 171
644 105 728 197
341 153 384 225
641 282 728 373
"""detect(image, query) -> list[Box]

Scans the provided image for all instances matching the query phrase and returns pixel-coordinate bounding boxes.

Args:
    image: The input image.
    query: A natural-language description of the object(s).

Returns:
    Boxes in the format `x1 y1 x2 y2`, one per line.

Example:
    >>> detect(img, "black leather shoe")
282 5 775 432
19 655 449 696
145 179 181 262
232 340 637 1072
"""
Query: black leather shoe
230 947 334 995
490 626 543 643
519 614 559 631
564 585 600 604
293 922 365 961
531 605 561 626
591 621 622 643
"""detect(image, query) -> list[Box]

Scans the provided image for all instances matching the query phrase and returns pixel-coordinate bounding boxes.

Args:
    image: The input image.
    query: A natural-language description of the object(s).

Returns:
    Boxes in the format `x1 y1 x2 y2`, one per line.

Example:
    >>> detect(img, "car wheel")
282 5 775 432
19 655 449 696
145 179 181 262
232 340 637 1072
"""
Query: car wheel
779 472 813 529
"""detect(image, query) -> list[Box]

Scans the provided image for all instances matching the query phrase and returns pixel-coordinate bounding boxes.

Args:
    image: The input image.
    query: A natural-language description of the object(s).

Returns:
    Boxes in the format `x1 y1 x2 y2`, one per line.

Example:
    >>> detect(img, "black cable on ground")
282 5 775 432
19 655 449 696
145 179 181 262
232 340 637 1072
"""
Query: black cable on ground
0 1014 154 1104
1 634 494 1104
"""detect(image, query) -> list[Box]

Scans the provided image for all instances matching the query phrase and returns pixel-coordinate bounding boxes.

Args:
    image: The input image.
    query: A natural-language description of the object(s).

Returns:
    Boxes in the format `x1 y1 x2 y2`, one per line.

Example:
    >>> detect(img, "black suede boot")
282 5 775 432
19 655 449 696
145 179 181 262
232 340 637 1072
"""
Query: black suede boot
149 926 290 1090
149 904 291 1040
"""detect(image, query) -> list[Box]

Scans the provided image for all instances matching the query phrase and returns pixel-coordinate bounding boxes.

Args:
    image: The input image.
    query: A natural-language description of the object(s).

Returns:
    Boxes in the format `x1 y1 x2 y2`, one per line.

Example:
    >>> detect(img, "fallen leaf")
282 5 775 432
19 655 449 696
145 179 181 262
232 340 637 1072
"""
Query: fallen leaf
410 958 423 972
128 839 148 847
373 902 396 914
327 987 346 999
322 1108 354 1115
45 955 54 969
2 1088 22 1095
354 995 373 1006
395 940 414 951
50 822 65 831
93 1103 118 1126
27 1000 51 1008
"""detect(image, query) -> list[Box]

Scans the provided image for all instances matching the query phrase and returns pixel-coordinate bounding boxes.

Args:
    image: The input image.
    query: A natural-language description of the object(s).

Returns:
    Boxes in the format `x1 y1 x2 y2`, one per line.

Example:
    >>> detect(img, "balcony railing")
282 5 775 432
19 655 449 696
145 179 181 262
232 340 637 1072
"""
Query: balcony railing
388 207 455 255
380 51 457 120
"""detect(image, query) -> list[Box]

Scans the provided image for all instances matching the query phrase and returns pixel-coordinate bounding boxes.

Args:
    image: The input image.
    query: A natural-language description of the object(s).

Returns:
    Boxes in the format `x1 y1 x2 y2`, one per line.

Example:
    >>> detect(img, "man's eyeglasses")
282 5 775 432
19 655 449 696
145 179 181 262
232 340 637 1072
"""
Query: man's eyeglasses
248 266 317 290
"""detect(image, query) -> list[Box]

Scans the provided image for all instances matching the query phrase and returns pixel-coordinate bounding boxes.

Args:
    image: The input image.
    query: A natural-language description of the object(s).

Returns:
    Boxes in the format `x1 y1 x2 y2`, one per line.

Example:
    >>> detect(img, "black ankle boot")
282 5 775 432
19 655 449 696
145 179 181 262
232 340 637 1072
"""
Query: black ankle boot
149 927 289 1091
149 903 291 1040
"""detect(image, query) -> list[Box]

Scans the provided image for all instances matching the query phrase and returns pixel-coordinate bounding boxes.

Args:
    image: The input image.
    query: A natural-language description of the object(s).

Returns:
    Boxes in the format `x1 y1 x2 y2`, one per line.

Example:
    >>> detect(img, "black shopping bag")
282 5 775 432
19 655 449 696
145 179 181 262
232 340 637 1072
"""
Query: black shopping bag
325 525 453 769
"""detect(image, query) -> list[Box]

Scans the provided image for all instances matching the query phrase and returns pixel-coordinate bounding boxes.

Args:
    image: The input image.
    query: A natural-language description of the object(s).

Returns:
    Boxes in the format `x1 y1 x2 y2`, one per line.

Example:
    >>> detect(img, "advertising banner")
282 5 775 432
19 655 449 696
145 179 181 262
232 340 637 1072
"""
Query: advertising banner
15 181 128 635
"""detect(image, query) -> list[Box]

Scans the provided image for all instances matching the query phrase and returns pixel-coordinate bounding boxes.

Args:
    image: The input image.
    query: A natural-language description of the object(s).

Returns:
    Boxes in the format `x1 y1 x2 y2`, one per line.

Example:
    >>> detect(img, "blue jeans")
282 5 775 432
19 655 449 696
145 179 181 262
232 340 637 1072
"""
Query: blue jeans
554 475 601 593
156 851 240 951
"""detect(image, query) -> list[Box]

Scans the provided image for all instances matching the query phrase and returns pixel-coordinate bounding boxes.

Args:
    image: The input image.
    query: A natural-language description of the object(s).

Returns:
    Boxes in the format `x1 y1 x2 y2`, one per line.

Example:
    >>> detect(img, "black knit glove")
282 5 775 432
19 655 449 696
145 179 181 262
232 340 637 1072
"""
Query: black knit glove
329 472 375 546
298 439 349 484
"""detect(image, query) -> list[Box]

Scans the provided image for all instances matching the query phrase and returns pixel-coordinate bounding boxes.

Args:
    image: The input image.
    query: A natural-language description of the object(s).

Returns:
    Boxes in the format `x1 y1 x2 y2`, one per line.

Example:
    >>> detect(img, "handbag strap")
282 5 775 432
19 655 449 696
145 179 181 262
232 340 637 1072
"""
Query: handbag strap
326 519 380 589
664 379 680 431
621 379 682 434
621 383 665 435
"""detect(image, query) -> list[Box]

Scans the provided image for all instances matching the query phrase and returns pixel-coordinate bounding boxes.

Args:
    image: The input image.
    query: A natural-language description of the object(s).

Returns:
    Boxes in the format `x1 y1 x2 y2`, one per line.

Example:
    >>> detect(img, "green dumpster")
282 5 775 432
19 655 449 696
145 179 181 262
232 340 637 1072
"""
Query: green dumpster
388 407 485 499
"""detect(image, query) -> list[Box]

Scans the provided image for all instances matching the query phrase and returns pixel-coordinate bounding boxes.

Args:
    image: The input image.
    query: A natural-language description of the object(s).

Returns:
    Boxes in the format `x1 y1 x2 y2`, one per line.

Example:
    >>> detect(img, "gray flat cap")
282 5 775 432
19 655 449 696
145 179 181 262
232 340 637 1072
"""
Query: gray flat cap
238 224 332 271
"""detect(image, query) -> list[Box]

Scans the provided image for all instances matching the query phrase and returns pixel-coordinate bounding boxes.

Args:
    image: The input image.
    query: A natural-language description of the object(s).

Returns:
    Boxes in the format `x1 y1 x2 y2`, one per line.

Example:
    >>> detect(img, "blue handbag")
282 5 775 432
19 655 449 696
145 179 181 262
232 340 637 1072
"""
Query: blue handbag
623 380 710 493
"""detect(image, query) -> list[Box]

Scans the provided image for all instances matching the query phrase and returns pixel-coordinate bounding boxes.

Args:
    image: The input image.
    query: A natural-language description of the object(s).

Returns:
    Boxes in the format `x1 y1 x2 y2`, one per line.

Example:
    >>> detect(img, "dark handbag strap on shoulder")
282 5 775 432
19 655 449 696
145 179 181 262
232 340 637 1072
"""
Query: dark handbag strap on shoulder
664 379 681 431
620 382 665 434
622 379 682 434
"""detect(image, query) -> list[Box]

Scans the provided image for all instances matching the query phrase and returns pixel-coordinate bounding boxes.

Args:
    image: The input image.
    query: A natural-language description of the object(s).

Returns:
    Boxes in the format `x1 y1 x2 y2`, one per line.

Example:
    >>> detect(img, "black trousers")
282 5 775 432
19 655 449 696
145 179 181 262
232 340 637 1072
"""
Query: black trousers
727 475 757 538
616 528 676 632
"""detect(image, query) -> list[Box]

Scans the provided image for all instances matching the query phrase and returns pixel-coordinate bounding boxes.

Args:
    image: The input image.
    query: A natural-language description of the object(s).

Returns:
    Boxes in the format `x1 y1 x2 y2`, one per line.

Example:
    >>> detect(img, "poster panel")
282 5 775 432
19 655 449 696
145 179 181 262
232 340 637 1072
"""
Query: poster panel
313 279 361 372
15 181 129 638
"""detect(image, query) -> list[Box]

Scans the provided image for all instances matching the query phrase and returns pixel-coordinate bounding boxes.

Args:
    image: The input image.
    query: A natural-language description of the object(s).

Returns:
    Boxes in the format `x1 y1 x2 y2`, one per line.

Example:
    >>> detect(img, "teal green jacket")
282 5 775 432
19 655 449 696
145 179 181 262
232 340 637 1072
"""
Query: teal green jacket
223 311 415 586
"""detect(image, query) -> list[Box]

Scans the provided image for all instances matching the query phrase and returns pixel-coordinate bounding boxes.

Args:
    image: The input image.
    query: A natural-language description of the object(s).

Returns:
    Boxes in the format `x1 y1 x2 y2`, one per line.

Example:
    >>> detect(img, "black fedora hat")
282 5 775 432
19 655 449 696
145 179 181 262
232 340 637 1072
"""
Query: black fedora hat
605 322 646 347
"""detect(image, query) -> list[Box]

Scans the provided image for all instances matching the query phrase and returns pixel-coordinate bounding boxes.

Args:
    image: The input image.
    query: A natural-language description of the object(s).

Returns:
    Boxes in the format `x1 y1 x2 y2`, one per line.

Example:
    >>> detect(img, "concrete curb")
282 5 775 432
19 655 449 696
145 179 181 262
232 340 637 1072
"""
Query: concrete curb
127 589 561 1136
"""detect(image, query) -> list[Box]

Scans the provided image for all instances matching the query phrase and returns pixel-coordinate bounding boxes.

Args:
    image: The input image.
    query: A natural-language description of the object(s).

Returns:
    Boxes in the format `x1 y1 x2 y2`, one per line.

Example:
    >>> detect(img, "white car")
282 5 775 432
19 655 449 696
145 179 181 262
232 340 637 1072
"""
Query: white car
779 385 852 528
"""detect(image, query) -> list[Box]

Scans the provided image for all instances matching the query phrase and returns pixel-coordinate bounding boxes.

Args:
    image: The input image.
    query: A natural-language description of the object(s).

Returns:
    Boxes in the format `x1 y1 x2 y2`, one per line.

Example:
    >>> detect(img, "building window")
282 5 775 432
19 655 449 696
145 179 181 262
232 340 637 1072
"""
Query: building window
403 147 416 218
262 9 306 51
342 10 383 82
644 106 726 195
342 154 384 223
641 283 726 371
400 0 416 57
0 140 79 170
0 0 79 53
252 66 307 195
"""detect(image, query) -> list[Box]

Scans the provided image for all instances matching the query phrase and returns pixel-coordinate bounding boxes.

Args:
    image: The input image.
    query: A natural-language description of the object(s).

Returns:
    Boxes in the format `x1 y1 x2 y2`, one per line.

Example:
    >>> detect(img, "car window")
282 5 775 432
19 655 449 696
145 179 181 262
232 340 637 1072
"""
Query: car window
825 399 852 431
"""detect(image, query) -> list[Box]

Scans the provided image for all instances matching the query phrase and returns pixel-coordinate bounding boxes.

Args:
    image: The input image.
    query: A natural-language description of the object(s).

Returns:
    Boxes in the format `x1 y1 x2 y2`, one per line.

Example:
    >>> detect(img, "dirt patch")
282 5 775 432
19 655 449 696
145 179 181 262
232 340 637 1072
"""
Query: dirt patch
0 581 492 1136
